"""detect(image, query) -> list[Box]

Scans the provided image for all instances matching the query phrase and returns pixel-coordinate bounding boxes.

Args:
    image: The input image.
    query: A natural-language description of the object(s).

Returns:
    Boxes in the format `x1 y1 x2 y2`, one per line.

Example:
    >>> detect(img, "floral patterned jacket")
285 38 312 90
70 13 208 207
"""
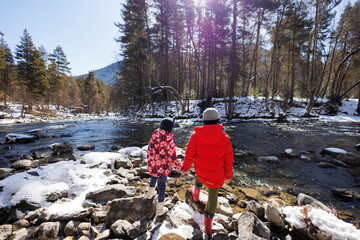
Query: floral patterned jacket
147 128 182 177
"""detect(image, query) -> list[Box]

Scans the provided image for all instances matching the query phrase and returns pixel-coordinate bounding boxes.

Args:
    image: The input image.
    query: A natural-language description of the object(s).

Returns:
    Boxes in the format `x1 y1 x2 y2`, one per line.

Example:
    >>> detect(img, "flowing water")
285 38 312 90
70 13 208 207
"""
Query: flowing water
0 118 359 223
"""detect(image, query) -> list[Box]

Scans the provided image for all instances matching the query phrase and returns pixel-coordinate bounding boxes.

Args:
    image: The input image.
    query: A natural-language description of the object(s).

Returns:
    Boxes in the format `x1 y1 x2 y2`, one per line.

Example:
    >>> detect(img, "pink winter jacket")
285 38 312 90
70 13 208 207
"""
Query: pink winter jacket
147 129 182 177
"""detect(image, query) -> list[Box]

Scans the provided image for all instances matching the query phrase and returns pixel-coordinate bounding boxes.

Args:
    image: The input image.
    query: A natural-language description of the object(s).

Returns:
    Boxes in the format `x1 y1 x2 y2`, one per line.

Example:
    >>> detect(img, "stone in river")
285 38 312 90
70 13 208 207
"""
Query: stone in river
77 144 95 151
5 133 37 144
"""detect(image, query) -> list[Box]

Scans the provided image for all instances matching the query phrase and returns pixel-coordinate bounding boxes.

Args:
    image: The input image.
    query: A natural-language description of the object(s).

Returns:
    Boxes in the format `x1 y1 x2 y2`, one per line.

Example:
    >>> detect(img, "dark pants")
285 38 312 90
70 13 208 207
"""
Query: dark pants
195 176 219 216
149 176 167 202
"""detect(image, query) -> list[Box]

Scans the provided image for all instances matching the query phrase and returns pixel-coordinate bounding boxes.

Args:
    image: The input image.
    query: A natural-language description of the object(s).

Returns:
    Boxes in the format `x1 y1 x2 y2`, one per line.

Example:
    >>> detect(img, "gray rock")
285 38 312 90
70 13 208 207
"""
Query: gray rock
77 144 95 151
318 162 337 169
92 209 108 224
111 219 133 238
35 221 60 240
24 208 43 221
12 159 33 170
31 147 54 159
264 199 286 228
94 229 110 240
297 193 331 212
331 188 360 201
50 209 91 222
0 168 13 179
257 156 279 164
320 147 347 157
52 143 73 155
115 167 129 178
246 200 265 220
86 184 137 203
77 222 91 236
337 152 360 167
5 133 37 144
136 166 151 178
133 158 142 167
47 190 68 202
0 224 12 240
106 197 156 225
128 220 149 239
48 157 66 163
114 154 133 169
356 143 360 152
218 197 233 217
237 211 271 240
10 227 28 240
12 219 30 231
69 153 82 161
14 199 41 211
64 220 81 236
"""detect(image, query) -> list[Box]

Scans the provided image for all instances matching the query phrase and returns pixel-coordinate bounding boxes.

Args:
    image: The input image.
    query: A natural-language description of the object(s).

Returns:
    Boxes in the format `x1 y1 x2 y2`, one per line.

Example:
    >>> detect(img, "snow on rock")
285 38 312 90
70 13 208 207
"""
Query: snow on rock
321 147 347 155
282 206 360 240
0 157 113 217
4 133 37 144
80 152 122 166
118 147 143 158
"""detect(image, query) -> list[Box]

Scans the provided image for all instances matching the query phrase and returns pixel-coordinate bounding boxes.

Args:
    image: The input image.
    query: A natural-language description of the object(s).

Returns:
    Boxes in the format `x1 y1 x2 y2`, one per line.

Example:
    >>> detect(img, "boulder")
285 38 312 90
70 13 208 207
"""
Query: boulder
31 147 54 159
77 145 95 151
12 159 33 170
111 219 132 238
5 133 37 144
77 222 91 236
92 209 108 224
94 229 110 240
0 224 12 240
0 168 13 179
237 211 271 240
331 188 360 201
106 197 156 225
127 220 149 239
337 152 360 167
64 220 81 236
114 154 133 169
257 156 279 164
320 147 347 157
264 199 286 228
86 184 136 203
52 143 73 155
12 219 30 231
245 200 265 220
318 162 337 169
34 221 60 240
297 193 331 212
10 227 28 240
14 199 41 211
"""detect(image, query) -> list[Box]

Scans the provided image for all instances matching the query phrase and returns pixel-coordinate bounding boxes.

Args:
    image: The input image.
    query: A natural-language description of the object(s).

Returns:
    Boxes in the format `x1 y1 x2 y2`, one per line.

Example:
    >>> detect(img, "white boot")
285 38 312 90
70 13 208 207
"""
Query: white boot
145 187 156 199
156 202 168 216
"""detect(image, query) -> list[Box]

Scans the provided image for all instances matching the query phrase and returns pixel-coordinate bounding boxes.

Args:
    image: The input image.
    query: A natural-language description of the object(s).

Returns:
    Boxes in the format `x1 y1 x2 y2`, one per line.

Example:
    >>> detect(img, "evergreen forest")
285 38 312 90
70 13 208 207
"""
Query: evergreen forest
1 0 359 118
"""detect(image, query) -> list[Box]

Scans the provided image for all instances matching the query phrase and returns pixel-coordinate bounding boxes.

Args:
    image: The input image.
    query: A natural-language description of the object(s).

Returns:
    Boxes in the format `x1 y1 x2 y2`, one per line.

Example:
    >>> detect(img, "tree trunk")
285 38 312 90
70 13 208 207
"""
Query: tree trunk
228 0 238 119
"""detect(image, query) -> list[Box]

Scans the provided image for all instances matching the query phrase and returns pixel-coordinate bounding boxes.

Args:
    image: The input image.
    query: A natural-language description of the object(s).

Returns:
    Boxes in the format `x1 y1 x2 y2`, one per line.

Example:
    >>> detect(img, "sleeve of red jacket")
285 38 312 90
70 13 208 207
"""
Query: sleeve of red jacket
182 132 197 171
224 136 234 179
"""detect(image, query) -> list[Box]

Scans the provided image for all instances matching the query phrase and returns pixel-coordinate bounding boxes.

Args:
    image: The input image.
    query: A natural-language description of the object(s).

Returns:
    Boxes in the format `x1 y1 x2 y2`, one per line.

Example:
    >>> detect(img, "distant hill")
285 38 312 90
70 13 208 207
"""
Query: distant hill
76 61 122 86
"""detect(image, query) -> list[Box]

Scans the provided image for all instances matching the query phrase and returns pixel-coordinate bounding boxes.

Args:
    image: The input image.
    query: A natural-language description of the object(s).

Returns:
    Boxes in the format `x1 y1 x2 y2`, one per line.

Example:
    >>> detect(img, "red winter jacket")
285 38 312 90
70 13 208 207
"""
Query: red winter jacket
182 124 233 189
147 129 182 177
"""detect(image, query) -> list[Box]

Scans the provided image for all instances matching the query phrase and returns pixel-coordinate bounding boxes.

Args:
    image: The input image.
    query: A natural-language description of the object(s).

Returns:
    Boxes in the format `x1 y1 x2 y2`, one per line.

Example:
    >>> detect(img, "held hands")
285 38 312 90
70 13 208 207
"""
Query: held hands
180 168 187 175
225 178 231 184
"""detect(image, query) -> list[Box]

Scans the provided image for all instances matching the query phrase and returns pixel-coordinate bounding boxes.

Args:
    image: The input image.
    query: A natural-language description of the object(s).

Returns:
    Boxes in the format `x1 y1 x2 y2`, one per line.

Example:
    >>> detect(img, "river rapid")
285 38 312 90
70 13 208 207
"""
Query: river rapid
0 118 359 224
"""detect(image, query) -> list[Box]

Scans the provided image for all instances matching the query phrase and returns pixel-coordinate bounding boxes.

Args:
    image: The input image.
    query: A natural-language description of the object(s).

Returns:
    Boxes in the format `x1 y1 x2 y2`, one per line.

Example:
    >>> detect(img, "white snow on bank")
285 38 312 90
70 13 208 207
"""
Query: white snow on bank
0 153 116 216
283 206 360 240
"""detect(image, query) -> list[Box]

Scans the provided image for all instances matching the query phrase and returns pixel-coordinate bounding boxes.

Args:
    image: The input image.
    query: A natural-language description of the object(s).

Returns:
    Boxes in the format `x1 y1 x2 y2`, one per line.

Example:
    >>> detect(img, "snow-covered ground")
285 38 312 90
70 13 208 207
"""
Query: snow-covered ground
1 97 359 125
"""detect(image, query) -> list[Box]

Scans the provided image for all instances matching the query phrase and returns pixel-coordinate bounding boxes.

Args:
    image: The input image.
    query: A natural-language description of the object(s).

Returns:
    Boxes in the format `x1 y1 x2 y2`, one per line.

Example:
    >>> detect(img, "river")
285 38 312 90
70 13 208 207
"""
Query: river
0 118 359 224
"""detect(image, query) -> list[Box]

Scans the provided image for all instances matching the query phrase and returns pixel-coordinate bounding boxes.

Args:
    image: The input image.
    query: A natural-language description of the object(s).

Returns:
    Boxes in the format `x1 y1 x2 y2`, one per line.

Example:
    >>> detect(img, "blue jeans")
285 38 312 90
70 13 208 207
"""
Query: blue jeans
149 176 167 202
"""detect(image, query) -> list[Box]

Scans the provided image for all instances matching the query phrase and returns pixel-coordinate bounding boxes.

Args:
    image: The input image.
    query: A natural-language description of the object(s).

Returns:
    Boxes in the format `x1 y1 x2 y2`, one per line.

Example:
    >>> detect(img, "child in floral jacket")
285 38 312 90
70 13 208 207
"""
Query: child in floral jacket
145 117 182 215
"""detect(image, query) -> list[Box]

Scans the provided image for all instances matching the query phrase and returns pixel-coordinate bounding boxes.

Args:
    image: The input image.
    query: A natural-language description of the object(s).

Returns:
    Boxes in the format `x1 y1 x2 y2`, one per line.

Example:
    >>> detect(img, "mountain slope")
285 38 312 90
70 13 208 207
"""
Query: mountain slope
76 61 122 86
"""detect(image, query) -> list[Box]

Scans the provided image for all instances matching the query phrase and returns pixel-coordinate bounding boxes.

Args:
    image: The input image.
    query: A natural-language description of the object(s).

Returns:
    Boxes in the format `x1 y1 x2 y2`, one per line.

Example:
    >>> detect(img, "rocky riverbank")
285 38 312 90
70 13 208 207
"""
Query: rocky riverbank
0 140 360 239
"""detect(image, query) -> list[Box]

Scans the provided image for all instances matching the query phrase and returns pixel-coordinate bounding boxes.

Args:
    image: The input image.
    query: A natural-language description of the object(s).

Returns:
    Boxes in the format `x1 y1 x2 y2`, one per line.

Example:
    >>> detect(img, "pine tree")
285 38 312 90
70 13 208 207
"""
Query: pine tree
15 29 47 112
0 33 16 105
115 0 149 108
49 46 71 75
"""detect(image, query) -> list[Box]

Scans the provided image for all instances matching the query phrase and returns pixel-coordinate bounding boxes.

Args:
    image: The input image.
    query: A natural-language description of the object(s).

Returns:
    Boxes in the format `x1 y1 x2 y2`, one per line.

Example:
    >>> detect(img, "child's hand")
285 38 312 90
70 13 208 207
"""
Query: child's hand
225 178 231 183
180 169 187 175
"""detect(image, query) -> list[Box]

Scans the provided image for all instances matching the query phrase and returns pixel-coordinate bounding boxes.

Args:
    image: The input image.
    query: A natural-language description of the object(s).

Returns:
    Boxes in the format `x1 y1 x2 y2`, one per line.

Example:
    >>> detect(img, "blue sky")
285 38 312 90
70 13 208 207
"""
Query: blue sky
0 0 124 76
0 0 356 76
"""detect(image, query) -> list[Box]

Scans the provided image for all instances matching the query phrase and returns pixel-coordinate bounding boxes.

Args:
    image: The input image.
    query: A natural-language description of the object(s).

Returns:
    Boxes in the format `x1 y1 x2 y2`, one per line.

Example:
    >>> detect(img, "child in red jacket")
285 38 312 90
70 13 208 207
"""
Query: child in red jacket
181 108 234 237
145 117 182 215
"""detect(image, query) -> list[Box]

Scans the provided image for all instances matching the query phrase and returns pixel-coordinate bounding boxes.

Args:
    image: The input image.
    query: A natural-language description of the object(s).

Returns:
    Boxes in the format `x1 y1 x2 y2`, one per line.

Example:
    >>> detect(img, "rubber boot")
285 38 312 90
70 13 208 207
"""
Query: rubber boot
156 201 168 216
204 212 214 237
191 185 201 201
145 187 156 199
